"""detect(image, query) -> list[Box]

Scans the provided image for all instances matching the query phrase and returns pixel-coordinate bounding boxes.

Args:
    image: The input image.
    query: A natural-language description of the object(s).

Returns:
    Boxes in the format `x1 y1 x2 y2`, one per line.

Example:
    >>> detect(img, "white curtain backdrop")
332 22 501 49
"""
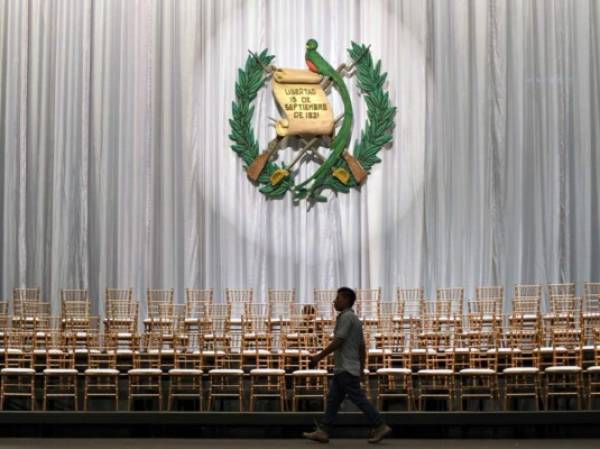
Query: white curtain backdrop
0 0 598 316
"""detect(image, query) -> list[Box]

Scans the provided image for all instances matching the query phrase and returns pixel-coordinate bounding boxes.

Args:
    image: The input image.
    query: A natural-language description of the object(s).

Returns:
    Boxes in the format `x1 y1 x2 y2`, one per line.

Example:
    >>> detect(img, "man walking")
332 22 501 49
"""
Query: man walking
303 287 392 444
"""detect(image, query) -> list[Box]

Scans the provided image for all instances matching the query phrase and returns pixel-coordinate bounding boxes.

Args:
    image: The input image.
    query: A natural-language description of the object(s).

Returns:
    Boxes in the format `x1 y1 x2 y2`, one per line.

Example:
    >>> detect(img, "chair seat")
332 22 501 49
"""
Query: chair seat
85 368 120 375
1 367 35 375
586 366 600 372
282 349 310 355
368 349 392 355
168 368 203 375
250 368 285 375
128 368 162 375
242 349 271 356
117 332 133 338
418 369 453 375
292 369 328 376
487 348 514 354
545 366 582 373
534 346 567 353
460 368 496 375
503 367 539 374
208 369 244 375
202 350 226 356
376 368 412 375
43 368 78 375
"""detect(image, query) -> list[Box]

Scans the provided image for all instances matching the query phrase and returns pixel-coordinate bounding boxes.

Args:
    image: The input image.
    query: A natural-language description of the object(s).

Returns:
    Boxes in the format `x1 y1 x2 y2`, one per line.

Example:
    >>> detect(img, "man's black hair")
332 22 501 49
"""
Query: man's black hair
337 287 356 306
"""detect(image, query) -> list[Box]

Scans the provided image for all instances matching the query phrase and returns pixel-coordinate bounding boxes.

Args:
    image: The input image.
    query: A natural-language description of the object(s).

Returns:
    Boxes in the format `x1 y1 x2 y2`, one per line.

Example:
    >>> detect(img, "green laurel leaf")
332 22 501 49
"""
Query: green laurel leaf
229 50 293 199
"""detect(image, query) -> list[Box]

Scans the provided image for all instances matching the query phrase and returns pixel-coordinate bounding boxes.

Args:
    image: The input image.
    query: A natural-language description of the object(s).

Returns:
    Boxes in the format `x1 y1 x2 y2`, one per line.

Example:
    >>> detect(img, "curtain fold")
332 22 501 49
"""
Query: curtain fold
0 0 598 312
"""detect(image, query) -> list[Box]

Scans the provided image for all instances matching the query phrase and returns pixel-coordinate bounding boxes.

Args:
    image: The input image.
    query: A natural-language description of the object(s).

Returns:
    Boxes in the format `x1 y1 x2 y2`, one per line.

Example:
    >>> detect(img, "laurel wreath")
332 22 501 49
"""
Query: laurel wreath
229 43 395 201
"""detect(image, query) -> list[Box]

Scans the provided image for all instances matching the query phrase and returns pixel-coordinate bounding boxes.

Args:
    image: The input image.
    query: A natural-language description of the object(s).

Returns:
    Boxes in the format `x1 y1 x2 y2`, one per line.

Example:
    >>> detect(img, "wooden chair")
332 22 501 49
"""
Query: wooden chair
458 331 498 411
241 303 273 372
267 289 294 351
168 337 203 411
225 289 253 355
0 333 36 410
582 283 600 359
104 288 137 334
207 336 244 411
416 327 454 411
12 288 48 333
84 341 119 410
184 288 213 334
503 329 541 410
586 328 600 409
314 289 336 333
279 304 315 373
128 333 163 410
291 334 328 411
396 288 424 342
144 289 175 335
375 329 413 410
544 328 583 410
43 338 78 410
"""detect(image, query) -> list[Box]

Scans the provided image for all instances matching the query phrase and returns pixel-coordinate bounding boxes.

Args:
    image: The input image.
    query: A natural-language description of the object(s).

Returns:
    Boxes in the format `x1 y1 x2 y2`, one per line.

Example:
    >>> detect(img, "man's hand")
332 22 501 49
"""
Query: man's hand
309 353 321 368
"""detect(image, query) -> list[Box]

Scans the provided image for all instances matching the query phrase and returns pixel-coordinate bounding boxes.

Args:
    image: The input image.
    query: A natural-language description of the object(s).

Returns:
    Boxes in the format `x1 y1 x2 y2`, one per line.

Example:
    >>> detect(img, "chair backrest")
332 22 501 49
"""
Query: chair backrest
205 303 230 336
225 288 253 319
435 287 464 316
584 282 600 313
185 288 213 319
396 288 424 319
314 289 336 321
146 289 174 320
355 288 380 321
243 303 270 334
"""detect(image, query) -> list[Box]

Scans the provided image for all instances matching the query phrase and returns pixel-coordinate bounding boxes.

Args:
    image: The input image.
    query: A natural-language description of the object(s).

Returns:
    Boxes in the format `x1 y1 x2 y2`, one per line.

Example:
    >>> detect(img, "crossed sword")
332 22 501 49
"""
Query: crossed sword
246 55 368 185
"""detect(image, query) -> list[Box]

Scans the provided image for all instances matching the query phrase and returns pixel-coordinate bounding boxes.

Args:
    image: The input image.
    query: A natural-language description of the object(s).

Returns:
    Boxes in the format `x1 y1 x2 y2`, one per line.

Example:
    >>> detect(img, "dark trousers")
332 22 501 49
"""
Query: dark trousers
320 371 384 431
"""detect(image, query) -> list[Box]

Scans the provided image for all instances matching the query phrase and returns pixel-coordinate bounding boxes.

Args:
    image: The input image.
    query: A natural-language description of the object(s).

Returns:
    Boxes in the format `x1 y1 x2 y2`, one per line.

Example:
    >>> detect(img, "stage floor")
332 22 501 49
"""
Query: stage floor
1 439 599 449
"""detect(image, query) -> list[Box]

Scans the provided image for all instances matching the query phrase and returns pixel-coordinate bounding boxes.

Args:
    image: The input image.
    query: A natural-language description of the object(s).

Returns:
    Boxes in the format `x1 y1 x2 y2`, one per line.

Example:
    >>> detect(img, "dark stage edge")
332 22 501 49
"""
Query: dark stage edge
1 411 600 438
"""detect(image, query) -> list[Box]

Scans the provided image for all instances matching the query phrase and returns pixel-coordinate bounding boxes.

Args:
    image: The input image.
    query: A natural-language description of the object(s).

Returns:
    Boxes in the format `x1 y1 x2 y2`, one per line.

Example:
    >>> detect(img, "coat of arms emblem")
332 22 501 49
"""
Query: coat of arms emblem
229 40 395 203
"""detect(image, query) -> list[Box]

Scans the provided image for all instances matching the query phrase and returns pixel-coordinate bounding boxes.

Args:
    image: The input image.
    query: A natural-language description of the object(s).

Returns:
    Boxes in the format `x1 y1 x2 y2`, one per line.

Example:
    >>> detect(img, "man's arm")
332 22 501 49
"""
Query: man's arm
309 337 345 367
359 339 366 374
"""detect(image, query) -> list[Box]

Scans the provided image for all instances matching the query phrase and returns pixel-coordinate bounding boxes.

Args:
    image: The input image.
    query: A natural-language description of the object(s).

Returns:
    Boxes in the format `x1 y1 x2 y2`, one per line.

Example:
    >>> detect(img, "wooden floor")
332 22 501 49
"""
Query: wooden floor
0 439 599 449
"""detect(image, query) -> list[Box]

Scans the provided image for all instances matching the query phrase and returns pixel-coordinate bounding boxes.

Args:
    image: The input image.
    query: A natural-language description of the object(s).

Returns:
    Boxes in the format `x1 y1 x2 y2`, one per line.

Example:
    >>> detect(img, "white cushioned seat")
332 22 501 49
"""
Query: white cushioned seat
586 366 600 372
459 368 496 375
168 368 203 375
1 367 35 375
376 368 412 375
43 368 78 375
208 368 244 375
249 368 285 375
418 369 453 375
202 350 226 356
368 349 392 355
242 349 271 356
128 368 162 375
503 367 539 374
292 369 328 376
545 366 582 373
84 368 119 375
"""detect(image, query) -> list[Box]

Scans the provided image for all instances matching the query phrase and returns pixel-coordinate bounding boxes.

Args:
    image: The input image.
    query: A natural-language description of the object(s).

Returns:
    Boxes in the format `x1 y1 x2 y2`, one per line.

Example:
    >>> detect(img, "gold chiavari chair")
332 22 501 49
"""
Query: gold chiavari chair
207 331 244 412
241 303 273 372
184 288 213 334
503 329 541 410
12 288 41 332
168 332 203 411
267 289 294 351
375 326 413 410
279 304 315 373
202 303 231 372
291 333 329 411
435 287 464 335
43 331 78 411
0 301 8 348
128 332 163 410
543 327 583 410
396 288 424 342
0 332 36 410
144 289 175 335
356 288 381 336
510 284 542 333
369 302 400 372
104 288 137 334
458 329 498 411
225 289 253 355
582 283 600 365
314 289 337 333
586 328 600 409
416 329 454 411
84 338 119 411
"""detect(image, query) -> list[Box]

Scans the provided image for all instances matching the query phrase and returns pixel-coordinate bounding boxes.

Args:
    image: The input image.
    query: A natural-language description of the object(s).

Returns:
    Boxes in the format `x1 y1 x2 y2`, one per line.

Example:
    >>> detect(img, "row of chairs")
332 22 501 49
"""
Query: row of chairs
2 328 600 412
